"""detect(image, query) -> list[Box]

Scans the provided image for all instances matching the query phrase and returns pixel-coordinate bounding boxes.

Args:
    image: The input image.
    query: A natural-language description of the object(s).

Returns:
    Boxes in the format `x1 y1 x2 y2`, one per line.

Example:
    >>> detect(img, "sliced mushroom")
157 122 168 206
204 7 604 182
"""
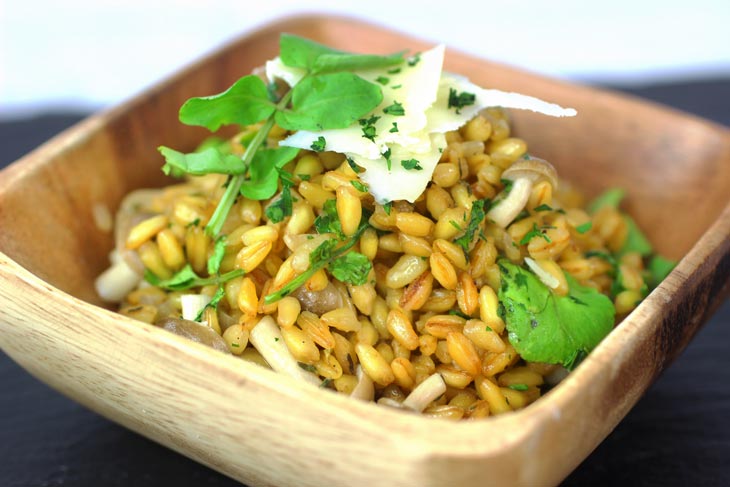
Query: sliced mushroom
114 188 162 274
401 373 447 412
350 365 375 402
248 316 321 386
94 255 142 302
487 157 558 228
156 317 230 354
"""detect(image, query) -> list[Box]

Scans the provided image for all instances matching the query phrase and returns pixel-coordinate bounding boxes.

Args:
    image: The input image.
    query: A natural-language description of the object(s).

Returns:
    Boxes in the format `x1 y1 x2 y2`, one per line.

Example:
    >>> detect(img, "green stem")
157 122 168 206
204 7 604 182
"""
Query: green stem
263 224 369 304
205 90 294 238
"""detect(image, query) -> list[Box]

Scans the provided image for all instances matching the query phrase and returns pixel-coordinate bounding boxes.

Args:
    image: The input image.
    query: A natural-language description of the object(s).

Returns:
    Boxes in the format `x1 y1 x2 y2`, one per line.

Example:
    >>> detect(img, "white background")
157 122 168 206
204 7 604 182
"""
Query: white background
1 0 729 118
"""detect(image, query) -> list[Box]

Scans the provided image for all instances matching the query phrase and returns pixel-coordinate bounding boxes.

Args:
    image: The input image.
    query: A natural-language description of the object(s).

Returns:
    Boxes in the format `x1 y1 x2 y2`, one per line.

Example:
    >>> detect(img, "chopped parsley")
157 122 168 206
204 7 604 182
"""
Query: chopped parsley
375 75 390 85
507 384 529 391
575 221 593 234
351 180 368 193
400 158 423 171
453 198 490 253
448 88 476 114
533 204 554 212
383 101 405 116
519 223 552 245
383 201 392 215
389 122 399 133
387 67 402 74
359 115 380 141
346 157 364 174
310 136 326 152
328 251 372 285
407 53 421 66
383 148 392 170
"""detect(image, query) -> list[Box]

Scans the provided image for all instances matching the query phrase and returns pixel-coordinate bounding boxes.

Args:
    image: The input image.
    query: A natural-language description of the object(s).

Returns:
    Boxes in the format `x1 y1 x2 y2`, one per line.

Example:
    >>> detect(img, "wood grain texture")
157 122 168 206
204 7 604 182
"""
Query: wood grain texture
1 15 730 487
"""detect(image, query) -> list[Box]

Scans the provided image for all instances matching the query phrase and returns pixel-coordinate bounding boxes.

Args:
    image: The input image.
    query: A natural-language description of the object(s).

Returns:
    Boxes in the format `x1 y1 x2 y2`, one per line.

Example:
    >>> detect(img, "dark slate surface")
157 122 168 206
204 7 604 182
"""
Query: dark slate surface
1 78 729 486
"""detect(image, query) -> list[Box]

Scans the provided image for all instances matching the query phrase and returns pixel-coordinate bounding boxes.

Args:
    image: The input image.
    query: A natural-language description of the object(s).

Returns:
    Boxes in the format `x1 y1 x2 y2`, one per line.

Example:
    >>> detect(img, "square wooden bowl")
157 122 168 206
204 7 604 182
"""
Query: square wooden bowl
1 15 729 487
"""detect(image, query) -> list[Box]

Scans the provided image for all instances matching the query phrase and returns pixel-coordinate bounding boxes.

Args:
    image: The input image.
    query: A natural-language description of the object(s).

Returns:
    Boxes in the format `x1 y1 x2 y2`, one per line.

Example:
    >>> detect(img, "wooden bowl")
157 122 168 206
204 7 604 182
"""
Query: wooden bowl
1 15 729 487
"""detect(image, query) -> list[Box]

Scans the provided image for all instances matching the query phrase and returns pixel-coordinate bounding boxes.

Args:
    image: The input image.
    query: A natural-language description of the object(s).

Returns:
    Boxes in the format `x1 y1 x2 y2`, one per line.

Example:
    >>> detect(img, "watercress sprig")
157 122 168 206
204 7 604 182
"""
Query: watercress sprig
158 34 405 240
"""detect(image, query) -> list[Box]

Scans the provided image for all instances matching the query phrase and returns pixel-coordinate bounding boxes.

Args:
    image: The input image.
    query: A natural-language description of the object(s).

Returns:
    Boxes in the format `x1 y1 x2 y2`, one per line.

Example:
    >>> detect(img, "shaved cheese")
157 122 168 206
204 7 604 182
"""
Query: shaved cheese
355 133 446 203
273 44 576 203
426 73 577 133
266 57 305 87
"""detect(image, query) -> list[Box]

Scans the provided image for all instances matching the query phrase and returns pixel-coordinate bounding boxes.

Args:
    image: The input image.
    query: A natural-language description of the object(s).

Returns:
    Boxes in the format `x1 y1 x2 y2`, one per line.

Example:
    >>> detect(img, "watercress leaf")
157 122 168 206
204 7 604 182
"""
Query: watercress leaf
179 75 276 131
328 252 372 285
207 236 227 275
498 260 615 370
647 254 676 288
240 147 300 200
195 136 231 153
279 33 344 69
313 51 405 74
275 73 383 131
159 146 246 177
587 188 625 214
280 34 404 73
144 264 200 291
619 215 653 257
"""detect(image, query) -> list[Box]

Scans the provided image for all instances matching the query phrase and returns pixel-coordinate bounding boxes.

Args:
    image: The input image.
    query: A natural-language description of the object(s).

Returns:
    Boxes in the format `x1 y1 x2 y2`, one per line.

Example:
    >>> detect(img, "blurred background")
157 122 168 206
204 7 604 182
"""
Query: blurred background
2 0 730 118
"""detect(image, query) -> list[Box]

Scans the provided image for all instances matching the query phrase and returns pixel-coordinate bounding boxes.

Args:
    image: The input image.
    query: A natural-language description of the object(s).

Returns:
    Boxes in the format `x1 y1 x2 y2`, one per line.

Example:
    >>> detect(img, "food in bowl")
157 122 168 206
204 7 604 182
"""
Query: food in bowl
95 34 674 419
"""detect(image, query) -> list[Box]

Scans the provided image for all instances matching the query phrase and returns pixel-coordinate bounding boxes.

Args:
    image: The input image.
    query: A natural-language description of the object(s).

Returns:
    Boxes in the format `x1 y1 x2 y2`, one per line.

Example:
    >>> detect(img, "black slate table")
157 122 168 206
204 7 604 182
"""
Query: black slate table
1 79 729 486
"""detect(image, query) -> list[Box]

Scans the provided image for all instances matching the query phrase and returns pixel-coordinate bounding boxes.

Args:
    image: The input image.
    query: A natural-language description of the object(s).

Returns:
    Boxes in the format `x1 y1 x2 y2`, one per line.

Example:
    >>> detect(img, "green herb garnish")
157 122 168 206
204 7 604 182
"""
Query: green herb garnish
313 199 344 238
207 236 227 275
520 223 552 245
498 260 615 370
351 180 368 193
453 199 490 253
194 285 227 322
346 157 364 174
145 264 244 292
400 158 423 171
310 136 326 152
159 34 405 239
447 88 476 114
383 101 405 116
359 115 380 141
383 147 392 170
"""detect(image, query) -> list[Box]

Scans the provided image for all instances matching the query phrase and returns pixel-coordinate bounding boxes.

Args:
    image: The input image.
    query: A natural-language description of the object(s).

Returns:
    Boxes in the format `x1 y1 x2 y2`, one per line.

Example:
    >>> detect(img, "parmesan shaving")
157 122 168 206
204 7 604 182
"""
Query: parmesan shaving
269 44 576 203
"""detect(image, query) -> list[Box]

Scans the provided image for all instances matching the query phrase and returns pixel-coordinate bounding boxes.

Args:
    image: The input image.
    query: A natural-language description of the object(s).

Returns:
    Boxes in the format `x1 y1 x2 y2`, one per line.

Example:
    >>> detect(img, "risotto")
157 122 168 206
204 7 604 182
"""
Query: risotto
95 34 674 419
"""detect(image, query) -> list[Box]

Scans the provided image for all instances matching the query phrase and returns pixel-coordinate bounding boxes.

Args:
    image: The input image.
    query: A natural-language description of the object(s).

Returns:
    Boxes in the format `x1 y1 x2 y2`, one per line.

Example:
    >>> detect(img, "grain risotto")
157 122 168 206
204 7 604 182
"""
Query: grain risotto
95 35 674 419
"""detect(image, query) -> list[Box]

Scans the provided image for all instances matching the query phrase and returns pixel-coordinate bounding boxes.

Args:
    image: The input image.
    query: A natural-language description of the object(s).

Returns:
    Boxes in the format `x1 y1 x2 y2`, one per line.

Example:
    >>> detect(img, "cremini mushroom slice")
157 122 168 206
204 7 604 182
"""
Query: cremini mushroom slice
487 157 558 228
350 365 375 401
